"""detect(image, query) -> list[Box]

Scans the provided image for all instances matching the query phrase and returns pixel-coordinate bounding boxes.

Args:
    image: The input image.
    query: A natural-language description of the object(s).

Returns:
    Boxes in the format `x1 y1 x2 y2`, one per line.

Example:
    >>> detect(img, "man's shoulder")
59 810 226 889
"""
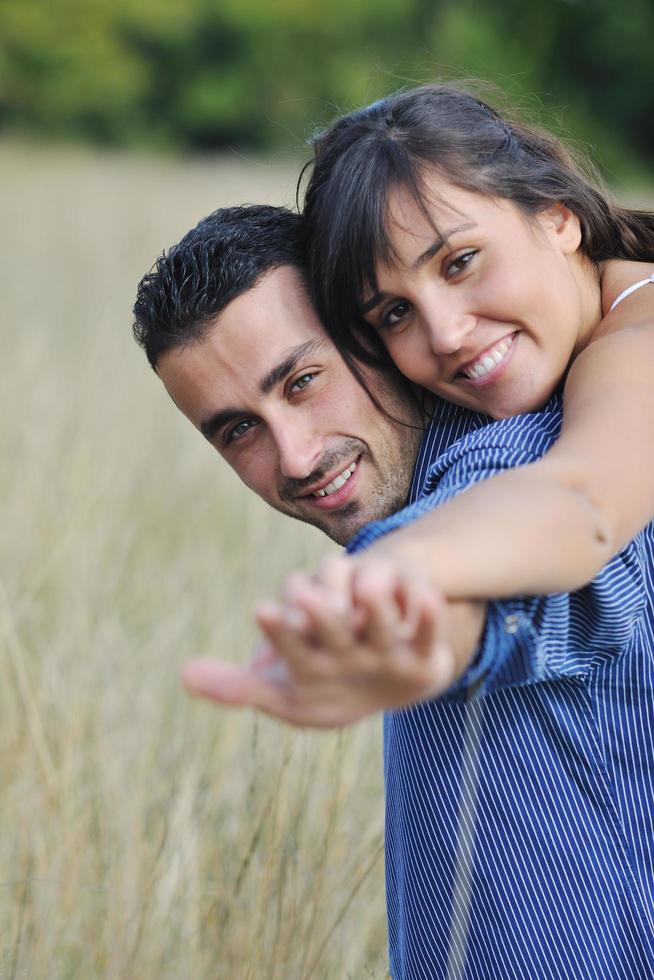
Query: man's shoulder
349 401 564 554
416 399 563 500
436 403 563 463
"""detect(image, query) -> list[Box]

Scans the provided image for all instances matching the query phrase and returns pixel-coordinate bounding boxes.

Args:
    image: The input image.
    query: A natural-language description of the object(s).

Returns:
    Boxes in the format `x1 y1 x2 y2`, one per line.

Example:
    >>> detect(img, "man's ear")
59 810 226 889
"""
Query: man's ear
539 203 582 255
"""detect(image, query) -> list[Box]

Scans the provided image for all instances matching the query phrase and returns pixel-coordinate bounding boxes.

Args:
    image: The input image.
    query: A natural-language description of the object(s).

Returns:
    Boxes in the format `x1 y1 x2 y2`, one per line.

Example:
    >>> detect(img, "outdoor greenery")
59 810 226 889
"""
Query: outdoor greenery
1 0 652 177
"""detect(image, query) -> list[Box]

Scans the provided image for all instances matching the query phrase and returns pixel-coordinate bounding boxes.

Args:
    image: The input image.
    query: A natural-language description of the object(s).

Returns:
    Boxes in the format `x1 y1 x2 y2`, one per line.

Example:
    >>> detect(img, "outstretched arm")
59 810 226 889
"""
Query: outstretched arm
366 270 654 599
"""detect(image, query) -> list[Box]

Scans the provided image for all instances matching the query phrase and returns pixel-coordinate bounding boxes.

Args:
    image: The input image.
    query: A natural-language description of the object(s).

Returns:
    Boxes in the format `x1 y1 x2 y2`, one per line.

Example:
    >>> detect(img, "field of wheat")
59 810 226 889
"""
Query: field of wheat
0 142 389 979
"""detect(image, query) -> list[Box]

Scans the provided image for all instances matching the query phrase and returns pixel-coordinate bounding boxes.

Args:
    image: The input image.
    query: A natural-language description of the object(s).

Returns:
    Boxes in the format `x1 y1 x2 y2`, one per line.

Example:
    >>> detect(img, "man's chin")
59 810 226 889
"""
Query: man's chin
281 499 364 547
275 481 410 546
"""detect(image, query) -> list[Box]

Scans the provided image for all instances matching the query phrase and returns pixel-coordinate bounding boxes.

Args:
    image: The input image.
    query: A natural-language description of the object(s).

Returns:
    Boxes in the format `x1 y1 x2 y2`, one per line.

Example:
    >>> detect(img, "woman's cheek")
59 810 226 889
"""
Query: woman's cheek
394 342 430 384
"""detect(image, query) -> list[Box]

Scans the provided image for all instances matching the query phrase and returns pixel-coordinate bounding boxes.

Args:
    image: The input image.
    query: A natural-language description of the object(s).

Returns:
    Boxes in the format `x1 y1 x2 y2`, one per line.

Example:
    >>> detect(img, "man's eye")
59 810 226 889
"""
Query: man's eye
291 372 315 392
381 300 411 328
446 250 477 277
226 419 257 444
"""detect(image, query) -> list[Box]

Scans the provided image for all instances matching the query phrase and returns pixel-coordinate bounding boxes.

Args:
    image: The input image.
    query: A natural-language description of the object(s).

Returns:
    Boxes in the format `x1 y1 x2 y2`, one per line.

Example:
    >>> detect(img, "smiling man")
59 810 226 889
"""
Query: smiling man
133 204 654 980
153 263 423 546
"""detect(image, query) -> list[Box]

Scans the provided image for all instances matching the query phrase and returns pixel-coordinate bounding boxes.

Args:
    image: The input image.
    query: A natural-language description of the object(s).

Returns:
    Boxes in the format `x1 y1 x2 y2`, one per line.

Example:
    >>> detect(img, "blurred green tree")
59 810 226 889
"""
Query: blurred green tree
0 0 651 177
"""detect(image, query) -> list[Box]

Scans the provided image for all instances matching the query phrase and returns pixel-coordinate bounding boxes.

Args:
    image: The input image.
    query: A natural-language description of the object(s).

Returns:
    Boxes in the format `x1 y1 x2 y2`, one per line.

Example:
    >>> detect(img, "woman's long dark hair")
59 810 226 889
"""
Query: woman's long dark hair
301 83 654 369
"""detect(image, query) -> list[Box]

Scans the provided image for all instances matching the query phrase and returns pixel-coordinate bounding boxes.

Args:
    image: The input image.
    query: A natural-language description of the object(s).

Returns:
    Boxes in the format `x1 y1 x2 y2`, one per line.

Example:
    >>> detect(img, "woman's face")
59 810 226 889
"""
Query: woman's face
359 175 601 418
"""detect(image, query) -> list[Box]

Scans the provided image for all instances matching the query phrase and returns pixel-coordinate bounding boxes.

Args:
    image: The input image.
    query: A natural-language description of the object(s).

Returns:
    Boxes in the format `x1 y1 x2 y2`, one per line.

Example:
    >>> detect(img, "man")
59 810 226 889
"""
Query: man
134 204 487 725
133 205 654 979
135 206 424 548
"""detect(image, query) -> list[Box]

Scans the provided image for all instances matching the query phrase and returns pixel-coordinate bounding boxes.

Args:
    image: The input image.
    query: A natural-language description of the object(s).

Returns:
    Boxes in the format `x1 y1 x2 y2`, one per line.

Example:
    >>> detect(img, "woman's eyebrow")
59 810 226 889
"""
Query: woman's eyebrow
359 221 477 314
412 221 476 270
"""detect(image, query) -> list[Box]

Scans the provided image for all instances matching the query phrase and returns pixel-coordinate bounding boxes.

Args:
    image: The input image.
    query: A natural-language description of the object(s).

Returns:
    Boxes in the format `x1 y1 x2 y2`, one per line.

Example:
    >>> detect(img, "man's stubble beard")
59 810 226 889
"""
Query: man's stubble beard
292 423 423 547
273 370 427 545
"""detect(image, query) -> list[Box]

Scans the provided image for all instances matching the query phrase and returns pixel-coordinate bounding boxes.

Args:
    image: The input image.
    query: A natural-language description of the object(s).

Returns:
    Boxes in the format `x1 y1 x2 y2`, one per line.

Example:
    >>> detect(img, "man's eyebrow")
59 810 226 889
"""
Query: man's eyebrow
259 339 325 396
199 339 326 442
200 407 245 442
358 221 476 316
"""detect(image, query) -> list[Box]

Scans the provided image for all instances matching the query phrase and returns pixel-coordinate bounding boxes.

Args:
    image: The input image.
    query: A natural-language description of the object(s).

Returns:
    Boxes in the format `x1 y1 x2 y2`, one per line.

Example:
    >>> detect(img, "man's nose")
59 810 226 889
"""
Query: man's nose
422 304 476 356
273 417 323 480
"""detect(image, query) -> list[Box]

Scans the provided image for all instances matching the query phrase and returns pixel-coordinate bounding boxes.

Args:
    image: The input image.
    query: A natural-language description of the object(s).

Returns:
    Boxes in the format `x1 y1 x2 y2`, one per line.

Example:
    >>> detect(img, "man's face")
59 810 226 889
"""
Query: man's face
157 265 424 545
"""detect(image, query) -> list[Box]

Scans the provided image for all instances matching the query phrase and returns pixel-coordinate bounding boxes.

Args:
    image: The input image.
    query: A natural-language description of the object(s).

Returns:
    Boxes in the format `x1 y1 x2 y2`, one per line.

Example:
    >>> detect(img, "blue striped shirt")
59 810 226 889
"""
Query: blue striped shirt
348 395 654 979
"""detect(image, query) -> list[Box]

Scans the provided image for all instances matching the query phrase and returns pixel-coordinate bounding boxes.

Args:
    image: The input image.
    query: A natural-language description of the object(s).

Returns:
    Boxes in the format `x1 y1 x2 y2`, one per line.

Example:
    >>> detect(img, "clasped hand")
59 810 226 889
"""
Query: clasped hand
182 554 459 728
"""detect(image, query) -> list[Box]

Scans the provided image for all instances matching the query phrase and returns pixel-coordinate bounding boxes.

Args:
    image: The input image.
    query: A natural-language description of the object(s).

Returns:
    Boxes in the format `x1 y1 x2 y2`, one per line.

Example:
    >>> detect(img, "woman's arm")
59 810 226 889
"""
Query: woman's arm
365 271 654 600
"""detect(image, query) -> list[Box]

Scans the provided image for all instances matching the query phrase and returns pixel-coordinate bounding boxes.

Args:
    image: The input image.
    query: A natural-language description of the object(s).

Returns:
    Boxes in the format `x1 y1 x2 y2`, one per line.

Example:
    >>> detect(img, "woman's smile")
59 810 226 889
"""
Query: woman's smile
456 332 518 386
363 176 599 419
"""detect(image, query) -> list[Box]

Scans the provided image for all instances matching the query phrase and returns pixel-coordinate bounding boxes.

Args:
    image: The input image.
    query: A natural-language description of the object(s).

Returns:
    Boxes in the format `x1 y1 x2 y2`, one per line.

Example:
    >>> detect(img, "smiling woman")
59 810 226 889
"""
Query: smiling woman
297 83 654 593
359 180 596 418
303 85 654 374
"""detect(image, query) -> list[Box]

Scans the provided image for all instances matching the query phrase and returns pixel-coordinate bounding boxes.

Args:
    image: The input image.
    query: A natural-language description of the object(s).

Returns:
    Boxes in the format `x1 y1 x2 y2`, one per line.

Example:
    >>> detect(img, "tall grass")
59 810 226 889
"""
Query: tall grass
0 143 388 979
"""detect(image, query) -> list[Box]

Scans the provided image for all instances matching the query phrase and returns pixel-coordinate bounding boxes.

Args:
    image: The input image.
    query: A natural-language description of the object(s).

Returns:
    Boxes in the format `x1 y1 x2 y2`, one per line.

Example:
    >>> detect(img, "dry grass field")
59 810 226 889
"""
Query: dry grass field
0 142 389 979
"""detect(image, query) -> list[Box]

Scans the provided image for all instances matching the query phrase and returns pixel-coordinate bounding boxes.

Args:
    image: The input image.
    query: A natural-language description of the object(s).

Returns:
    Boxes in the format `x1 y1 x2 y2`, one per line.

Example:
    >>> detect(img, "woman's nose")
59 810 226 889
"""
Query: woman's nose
422 307 476 356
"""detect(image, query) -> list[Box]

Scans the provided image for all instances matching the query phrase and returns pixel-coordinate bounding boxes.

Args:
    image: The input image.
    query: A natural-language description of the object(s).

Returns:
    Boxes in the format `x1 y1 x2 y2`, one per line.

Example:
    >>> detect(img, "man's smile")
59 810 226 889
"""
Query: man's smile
297 457 361 511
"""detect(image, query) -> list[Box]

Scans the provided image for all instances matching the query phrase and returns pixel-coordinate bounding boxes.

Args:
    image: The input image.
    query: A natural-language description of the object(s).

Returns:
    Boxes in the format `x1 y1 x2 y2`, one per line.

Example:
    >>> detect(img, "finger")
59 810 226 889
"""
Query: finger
255 599 332 675
351 562 405 650
276 574 348 640
286 563 353 626
394 572 443 643
312 554 354 599
315 555 368 631
255 598 309 636
182 657 311 725
286 572 369 652
281 571 320 609
182 658 277 708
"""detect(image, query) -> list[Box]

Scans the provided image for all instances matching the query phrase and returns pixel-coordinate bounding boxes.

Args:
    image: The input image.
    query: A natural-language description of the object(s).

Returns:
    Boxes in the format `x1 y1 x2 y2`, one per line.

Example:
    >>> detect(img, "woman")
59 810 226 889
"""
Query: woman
247 85 654 979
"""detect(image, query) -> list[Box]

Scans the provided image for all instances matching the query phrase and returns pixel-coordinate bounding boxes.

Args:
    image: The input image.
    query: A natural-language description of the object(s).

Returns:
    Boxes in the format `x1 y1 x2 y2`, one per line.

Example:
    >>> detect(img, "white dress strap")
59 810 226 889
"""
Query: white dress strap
609 273 654 312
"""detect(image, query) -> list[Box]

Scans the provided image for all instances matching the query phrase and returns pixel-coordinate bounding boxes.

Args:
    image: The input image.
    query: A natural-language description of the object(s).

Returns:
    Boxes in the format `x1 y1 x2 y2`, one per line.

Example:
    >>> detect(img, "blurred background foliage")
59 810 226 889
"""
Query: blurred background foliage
0 0 652 179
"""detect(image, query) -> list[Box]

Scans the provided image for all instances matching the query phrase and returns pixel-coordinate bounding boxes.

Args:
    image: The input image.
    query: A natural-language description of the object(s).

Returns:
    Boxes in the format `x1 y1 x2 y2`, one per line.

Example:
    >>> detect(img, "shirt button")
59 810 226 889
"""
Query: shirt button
504 614 520 635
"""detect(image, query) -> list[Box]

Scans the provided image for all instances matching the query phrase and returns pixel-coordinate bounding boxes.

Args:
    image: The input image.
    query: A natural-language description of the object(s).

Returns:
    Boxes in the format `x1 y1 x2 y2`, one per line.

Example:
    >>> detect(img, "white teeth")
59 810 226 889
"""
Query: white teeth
464 337 514 380
313 462 356 497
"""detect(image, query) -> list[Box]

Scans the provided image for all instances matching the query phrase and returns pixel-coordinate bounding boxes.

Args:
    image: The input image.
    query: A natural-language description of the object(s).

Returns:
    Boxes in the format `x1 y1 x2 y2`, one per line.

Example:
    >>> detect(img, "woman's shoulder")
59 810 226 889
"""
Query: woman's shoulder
600 258 654 314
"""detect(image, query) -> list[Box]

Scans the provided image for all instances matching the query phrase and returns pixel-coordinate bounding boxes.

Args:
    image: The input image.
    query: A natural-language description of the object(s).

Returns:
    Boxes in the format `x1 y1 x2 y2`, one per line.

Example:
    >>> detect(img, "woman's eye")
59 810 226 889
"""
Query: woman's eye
446 250 477 277
291 372 315 392
381 300 411 328
226 418 257 444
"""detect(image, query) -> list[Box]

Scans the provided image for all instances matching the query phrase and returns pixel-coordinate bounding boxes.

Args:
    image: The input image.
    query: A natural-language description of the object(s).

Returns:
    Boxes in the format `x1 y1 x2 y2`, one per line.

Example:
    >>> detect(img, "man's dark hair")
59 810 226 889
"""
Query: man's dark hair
133 204 307 370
